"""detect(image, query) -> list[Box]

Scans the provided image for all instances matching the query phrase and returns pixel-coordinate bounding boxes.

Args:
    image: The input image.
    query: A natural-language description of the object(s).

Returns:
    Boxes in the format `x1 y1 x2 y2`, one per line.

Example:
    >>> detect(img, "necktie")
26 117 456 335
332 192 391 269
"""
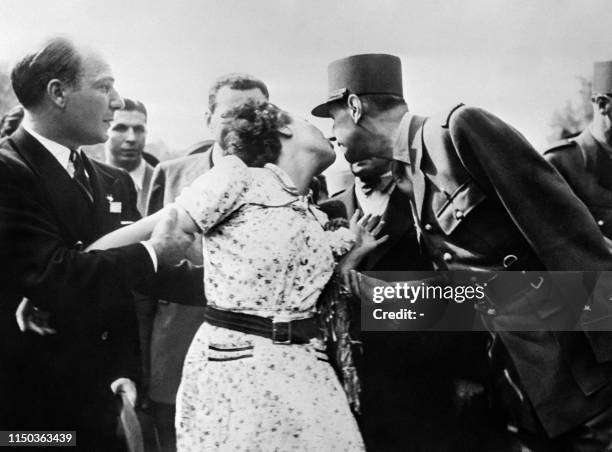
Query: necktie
69 149 94 203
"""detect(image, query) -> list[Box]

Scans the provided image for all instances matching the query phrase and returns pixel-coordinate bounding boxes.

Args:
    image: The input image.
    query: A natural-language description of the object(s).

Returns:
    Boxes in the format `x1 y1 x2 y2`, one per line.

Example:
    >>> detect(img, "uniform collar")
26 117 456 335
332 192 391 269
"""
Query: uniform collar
589 124 612 155
392 112 414 164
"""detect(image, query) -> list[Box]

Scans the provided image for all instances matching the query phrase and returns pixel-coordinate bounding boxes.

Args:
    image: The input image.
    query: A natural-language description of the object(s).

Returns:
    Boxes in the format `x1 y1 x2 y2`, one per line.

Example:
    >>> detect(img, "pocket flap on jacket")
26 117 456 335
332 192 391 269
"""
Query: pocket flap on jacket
436 181 487 235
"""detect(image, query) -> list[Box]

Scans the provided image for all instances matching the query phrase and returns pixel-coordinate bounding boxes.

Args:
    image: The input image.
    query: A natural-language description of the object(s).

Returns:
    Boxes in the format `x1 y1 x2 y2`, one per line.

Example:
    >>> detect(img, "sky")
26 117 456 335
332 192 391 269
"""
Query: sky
1 0 611 175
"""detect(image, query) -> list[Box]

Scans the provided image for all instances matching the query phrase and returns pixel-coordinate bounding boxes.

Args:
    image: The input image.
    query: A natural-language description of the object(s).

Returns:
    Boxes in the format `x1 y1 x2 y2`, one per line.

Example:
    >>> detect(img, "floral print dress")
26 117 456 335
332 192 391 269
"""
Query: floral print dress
173 155 365 451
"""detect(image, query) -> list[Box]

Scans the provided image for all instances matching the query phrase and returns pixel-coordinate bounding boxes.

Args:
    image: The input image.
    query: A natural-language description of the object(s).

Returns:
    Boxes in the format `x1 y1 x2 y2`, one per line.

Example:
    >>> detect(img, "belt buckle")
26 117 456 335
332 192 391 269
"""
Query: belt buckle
529 276 544 290
272 318 292 344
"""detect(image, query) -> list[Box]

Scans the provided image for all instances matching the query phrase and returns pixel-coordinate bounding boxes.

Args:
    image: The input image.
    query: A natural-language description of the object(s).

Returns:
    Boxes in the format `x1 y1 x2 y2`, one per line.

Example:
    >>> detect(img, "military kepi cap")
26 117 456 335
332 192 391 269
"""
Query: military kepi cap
311 53 403 117
593 60 612 95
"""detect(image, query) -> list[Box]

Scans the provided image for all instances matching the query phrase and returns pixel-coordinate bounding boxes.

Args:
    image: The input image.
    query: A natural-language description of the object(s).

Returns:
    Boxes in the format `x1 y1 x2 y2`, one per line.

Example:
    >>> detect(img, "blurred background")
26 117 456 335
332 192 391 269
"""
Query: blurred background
0 0 609 194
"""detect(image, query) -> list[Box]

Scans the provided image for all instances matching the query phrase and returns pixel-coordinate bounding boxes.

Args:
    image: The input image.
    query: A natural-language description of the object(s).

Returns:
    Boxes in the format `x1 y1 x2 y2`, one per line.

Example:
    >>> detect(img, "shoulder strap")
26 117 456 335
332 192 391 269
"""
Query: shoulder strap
573 133 598 173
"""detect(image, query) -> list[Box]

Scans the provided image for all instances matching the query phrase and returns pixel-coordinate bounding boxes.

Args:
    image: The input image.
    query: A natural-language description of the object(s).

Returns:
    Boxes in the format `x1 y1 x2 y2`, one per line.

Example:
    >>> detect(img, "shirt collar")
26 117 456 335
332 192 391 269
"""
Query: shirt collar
129 159 146 190
211 142 226 166
264 162 301 196
392 112 414 164
22 120 73 171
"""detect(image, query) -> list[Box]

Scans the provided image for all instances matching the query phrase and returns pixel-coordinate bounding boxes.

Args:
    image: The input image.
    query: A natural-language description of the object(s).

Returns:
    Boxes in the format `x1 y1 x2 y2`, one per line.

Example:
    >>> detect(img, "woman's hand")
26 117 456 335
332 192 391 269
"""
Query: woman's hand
337 210 389 289
349 209 389 259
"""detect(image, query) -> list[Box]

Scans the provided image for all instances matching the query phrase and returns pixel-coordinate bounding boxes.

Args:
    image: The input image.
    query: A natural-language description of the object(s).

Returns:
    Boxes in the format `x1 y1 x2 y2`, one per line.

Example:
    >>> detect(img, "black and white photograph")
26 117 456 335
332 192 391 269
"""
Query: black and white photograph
2 1 612 451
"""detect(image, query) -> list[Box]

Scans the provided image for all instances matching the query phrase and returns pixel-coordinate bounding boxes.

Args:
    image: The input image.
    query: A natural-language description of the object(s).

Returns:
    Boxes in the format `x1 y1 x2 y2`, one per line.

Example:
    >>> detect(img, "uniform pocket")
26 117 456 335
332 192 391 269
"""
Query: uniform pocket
436 181 487 235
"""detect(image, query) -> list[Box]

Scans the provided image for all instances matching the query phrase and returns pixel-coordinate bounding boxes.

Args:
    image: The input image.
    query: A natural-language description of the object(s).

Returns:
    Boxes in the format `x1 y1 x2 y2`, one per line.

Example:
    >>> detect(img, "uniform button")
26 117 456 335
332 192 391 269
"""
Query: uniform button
598 220 605 227
454 209 464 220
424 224 433 231
101 331 109 341
442 252 453 262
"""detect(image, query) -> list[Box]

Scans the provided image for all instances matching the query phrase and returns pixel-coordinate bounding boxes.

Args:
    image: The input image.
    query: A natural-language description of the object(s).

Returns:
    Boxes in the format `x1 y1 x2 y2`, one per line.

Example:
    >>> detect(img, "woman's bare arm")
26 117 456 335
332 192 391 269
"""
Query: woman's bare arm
87 205 199 251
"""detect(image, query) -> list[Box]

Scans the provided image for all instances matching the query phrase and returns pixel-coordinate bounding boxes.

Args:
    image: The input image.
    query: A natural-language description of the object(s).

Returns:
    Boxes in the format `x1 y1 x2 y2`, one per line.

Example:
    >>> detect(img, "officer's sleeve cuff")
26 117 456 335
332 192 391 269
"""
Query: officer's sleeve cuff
140 241 158 272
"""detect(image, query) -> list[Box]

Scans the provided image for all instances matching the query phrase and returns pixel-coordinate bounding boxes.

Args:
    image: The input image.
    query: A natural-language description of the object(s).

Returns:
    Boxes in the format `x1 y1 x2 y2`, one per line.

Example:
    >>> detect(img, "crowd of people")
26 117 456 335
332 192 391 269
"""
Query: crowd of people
3 36 612 452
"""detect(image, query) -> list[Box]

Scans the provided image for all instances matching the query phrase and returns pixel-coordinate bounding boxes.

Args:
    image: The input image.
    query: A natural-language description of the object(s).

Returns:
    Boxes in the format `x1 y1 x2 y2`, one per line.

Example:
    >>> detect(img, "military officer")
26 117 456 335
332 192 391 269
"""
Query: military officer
545 61 612 239
312 54 612 450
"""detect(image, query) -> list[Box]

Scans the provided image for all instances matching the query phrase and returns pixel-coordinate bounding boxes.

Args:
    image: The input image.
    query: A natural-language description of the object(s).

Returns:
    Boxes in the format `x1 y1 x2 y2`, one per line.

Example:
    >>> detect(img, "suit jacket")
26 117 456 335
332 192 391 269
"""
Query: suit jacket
544 128 612 239
143 150 211 404
393 105 612 437
320 181 488 441
0 127 155 431
136 161 155 216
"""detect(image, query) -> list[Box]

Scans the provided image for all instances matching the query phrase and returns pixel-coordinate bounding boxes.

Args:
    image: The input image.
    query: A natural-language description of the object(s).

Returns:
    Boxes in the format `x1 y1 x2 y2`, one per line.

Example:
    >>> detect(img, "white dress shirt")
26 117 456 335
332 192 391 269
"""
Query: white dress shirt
354 172 395 217
211 142 225 165
128 159 146 192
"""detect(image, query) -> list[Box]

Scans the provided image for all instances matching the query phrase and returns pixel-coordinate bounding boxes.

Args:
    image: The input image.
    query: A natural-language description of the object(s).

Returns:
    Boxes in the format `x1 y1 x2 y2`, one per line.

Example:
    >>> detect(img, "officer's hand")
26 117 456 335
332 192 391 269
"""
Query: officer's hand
149 207 195 267
15 297 56 336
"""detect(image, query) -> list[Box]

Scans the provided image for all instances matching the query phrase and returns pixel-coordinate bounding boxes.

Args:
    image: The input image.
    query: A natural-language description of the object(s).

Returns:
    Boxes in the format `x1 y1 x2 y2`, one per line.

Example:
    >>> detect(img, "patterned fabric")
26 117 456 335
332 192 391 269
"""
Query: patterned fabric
174 155 364 451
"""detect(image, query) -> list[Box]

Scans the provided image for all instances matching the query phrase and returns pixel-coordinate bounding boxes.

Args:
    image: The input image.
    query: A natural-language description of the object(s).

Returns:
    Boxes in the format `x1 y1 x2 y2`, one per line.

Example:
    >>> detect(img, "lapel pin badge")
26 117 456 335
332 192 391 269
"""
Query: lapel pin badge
107 194 122 213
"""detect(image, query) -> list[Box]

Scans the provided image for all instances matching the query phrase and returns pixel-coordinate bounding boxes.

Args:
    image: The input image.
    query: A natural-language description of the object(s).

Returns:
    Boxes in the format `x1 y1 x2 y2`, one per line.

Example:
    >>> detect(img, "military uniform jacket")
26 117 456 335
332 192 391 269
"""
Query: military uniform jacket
544 128 612 239
392 105 612 437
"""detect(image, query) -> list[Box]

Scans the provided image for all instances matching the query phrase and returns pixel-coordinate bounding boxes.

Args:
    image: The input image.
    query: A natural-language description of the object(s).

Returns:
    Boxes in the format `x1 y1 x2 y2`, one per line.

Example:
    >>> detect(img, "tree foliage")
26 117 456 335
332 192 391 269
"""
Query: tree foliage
0 63 18 116
549 76 593 142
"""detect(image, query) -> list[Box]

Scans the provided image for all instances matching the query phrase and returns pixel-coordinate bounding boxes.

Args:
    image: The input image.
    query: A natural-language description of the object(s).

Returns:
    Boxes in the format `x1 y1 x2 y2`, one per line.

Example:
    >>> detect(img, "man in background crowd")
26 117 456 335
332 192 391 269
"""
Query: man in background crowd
105 98 154 215
143 73 269 451
545 60 612 239
0 104 24 137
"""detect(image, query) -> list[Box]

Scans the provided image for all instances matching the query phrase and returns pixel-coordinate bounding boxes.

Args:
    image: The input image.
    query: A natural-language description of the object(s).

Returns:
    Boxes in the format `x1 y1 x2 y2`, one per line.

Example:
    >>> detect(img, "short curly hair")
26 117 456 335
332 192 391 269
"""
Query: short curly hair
219 101 291 167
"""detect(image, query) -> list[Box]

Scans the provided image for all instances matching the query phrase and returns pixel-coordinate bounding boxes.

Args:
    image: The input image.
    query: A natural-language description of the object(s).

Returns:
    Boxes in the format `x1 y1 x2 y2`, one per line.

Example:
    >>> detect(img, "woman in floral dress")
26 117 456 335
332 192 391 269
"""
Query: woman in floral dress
91 101 385 451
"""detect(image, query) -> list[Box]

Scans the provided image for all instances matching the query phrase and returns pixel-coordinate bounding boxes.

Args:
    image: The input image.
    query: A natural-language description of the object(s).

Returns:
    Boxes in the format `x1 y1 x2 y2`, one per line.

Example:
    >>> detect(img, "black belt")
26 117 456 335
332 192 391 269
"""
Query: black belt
203 306 320 344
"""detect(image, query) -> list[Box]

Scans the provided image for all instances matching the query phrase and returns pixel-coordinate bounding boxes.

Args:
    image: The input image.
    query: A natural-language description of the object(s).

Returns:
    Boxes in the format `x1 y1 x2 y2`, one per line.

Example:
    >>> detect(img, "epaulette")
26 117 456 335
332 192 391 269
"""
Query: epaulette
543 139 576 155
442 103 465 128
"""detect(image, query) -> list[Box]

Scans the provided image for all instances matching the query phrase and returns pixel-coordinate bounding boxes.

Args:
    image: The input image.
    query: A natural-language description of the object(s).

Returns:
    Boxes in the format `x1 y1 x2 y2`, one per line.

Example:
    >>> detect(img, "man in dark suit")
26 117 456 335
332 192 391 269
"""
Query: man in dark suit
0 37 192 451
312 54 612 450
105 98 155 216
545 61 612 240
143 73 269 452
0 104 24 137
320 156 488 451
321 156 423 271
